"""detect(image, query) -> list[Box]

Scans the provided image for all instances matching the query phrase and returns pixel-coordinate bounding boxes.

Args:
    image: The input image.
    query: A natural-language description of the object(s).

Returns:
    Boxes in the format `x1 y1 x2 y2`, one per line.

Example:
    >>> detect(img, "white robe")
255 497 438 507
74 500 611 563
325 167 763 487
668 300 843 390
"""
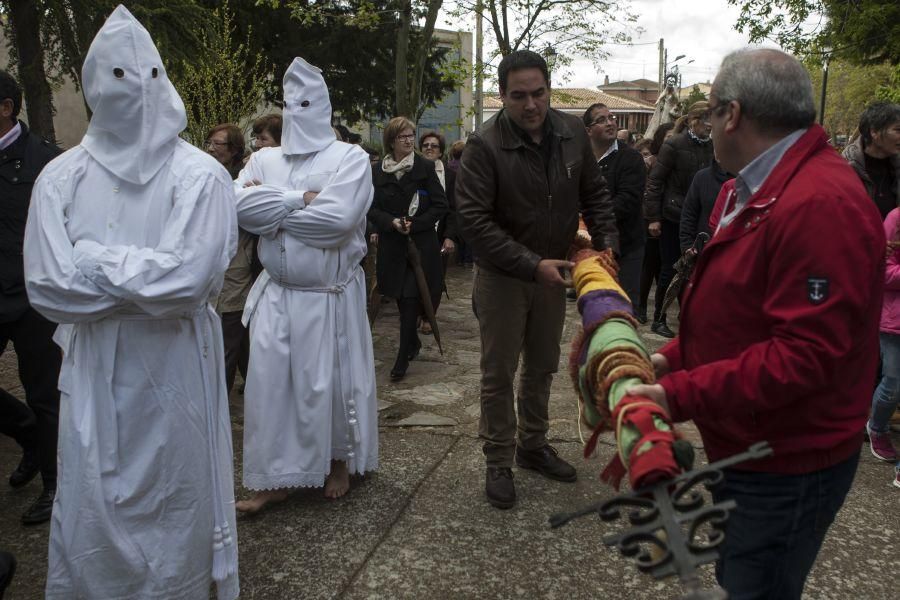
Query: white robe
235 141 377 490
24 141 239 600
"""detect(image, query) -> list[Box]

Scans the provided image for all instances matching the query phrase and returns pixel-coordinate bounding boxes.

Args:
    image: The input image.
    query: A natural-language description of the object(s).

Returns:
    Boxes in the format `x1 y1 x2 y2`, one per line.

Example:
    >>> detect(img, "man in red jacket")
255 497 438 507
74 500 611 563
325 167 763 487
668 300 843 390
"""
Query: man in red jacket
628 49 884 599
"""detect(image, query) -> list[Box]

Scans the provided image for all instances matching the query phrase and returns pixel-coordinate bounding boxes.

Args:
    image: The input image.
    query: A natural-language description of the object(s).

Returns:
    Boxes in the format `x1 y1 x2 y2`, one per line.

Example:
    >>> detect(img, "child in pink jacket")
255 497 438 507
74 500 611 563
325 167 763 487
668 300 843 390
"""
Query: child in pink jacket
869 207 900 469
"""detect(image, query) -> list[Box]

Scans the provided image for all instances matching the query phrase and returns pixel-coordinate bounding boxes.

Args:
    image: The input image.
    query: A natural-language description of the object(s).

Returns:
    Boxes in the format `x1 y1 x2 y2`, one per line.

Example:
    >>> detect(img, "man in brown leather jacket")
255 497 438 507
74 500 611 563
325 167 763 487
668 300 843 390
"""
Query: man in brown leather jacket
456 50 618 509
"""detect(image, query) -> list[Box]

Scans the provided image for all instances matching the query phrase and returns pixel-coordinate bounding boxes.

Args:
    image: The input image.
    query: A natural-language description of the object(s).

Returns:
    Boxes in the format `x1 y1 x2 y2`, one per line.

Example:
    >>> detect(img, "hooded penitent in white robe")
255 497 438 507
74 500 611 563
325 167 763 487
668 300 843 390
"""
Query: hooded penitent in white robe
235 57 377 490
23 6 239 599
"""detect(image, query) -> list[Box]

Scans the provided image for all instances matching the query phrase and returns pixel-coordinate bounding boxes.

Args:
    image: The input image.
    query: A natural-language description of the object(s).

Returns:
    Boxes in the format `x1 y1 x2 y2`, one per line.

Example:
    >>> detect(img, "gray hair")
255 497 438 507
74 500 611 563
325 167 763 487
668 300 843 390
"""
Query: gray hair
713 49 816 135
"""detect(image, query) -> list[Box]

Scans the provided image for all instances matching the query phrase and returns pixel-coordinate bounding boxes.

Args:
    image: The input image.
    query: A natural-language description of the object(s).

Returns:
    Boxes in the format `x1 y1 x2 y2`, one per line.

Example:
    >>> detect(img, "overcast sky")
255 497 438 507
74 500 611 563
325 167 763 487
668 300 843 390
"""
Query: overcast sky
440 0 775 90
569 0 756 88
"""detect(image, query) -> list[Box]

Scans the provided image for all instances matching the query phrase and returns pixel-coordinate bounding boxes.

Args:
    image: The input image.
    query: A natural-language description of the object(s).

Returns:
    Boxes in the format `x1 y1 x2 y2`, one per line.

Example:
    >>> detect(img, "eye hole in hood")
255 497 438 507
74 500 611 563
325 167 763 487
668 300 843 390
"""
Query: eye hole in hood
279 57 336 155
79 4 187 185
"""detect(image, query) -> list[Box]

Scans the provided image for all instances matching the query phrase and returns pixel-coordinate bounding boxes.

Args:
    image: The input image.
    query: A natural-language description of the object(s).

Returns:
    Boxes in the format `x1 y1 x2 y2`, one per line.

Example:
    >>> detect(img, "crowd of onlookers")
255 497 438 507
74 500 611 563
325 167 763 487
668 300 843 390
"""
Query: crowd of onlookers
183 97 900 490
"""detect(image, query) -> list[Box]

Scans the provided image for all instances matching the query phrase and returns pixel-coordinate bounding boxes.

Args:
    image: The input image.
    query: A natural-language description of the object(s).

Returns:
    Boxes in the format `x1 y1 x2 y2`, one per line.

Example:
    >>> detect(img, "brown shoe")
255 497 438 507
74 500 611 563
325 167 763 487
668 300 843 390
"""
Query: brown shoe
515 445 577 482
485 467 515 509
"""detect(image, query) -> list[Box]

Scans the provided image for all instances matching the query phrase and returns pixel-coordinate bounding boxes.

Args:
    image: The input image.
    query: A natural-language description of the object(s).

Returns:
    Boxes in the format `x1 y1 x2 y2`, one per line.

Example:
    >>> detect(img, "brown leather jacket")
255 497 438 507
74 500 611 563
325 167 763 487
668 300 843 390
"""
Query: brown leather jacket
455 108 619 281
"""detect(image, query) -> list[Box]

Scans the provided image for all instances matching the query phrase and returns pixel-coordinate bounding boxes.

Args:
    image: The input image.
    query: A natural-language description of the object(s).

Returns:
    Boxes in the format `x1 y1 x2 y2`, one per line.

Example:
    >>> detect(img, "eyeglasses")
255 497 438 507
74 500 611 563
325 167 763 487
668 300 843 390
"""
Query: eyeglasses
206 140 229 149
421 143 441 149
396 134 415 141
589 115 617 126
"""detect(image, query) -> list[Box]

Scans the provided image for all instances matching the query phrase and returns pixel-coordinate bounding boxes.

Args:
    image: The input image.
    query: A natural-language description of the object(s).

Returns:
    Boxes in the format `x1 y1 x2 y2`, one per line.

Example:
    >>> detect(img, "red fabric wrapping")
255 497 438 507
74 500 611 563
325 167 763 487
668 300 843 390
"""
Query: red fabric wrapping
599 395 681 490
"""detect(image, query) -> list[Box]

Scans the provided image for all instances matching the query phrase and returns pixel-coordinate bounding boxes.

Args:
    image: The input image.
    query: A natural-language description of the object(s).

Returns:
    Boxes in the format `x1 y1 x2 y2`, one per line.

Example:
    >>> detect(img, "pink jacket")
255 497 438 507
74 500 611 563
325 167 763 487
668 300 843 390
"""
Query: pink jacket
882 208 900 335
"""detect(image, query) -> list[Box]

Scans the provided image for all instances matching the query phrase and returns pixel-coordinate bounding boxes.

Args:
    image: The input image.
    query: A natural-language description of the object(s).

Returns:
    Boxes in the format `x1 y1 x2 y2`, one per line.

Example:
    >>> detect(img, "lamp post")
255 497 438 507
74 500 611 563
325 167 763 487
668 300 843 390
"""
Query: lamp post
543 43 558 81
819 46 831 125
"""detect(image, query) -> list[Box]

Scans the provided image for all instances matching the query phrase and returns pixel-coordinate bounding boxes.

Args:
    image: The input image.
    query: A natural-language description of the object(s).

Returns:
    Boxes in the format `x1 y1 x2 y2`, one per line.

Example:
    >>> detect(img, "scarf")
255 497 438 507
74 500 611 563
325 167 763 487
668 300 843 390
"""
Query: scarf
688 128 712 145
382 151 415 180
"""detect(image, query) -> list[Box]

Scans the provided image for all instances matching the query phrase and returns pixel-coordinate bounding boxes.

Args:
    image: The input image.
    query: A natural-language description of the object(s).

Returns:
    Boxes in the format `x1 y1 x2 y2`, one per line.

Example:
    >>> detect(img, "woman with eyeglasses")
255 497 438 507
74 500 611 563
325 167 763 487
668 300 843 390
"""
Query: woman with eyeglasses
418 131 458 335
206 124 255 395
206 123 245 178
368 117 448 381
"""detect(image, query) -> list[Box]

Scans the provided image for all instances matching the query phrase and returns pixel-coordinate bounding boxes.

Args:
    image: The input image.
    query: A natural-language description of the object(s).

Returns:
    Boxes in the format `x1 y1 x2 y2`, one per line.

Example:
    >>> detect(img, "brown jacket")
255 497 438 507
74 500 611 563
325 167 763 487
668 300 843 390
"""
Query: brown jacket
455 108 619 281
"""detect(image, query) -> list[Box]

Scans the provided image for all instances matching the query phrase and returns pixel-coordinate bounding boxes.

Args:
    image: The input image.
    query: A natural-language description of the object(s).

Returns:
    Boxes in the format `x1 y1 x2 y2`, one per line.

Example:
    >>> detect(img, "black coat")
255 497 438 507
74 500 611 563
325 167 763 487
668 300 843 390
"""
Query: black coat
679 160 733 251
597 144 647 254
643 131 714 223
436 166 458 243
0 121 61 322
368 154 448 301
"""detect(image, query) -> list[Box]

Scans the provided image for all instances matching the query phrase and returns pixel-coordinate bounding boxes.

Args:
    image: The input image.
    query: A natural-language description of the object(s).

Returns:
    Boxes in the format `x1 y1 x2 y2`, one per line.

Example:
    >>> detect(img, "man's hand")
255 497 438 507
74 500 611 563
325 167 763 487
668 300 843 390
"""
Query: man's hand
648 221 662 237
391 218 411 235
243 178 262 188
651 353 670 378
625 383 669 414
535 259 575 288
441 238 456 255
303 191 319 206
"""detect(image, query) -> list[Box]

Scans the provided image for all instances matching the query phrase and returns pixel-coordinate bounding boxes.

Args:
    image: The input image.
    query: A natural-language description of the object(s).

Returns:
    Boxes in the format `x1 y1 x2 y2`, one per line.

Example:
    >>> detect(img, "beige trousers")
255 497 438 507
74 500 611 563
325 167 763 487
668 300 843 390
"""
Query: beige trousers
472 266 566 467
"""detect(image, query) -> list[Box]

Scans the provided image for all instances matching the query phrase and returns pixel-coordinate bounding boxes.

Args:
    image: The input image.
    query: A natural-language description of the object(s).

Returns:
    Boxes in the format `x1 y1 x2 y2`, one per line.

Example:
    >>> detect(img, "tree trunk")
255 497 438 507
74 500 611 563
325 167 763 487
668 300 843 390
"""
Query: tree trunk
6 0 57 142
409 0 443 119
394 0 412 118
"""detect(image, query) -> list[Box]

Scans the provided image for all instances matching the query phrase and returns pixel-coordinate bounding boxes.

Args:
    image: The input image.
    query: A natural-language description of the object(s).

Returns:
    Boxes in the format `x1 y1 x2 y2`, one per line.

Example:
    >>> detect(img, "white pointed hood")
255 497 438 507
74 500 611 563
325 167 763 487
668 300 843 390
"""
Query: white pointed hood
280 57 336 155
80 5 187 184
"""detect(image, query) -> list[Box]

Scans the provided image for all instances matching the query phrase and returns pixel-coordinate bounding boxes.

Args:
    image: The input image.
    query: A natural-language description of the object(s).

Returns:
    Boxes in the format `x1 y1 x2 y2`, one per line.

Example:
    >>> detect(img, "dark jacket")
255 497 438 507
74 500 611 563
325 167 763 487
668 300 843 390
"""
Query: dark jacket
455 108 618 281
0 121 61 322
643 131 714 223
436 166 458 243
679 160 733 251
843 136 900 219
368 153 448 300
597 143 647 255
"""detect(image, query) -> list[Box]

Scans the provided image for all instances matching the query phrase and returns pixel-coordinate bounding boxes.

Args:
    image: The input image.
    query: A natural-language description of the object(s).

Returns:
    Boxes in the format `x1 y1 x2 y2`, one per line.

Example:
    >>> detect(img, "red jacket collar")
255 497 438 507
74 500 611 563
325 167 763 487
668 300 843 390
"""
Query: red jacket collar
745 124 828 208
707 125 829 245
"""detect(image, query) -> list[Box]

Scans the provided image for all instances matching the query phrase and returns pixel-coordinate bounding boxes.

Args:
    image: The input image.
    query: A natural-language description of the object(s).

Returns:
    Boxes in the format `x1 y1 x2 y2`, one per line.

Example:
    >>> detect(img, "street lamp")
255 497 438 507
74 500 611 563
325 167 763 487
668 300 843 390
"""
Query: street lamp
543 44 558 81
819 46 832 125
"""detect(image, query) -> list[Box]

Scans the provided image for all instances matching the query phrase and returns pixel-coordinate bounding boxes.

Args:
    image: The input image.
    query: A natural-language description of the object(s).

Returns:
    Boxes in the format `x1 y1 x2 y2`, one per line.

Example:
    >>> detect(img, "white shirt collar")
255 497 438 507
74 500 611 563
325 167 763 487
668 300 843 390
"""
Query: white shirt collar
0 121 22 151
597 139 618 162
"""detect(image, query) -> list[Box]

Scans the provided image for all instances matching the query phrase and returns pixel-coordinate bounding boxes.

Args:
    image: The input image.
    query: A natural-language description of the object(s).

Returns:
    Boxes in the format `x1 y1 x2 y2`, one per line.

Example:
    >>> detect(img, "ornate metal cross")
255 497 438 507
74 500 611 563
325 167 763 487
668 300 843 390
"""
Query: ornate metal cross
550 442 773 600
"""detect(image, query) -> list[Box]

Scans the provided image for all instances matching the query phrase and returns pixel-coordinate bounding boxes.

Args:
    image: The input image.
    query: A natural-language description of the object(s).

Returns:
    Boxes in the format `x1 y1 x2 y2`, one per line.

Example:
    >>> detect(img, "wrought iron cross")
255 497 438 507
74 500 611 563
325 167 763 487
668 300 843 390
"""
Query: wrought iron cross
550 442 773 600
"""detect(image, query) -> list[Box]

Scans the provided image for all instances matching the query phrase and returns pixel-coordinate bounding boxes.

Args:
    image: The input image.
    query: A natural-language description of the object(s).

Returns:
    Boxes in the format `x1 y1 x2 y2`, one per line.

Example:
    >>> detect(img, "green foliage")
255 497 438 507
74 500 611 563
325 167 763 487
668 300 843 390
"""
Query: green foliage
876 63 900 103
679 84 708 114
249 0 462 122
35 0 210 90
729 0 900 66
805 59 894 135
170 1 272 146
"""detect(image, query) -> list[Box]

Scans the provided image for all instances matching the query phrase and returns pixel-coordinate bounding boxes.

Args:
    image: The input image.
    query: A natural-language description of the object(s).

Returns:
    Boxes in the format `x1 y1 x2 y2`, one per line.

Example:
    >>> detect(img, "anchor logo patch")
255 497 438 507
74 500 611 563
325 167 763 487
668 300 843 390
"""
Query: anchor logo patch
807 277 829 305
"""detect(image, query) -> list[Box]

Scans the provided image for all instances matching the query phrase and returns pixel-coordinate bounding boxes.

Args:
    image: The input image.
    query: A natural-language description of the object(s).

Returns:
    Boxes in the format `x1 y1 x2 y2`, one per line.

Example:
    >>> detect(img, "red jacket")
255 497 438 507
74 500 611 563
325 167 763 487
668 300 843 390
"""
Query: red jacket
659 125 885 473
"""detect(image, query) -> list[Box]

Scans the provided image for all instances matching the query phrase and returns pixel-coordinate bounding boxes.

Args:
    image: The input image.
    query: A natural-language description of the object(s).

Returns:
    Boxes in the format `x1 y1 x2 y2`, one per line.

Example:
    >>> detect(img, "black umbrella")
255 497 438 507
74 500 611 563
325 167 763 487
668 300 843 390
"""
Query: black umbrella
660 232 710 317
406 237 444 355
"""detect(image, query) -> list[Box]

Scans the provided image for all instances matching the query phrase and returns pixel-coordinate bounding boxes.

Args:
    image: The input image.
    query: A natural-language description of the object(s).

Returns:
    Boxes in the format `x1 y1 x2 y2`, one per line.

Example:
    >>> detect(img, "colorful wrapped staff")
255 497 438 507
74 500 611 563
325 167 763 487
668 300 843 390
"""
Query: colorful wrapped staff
568 245 686 489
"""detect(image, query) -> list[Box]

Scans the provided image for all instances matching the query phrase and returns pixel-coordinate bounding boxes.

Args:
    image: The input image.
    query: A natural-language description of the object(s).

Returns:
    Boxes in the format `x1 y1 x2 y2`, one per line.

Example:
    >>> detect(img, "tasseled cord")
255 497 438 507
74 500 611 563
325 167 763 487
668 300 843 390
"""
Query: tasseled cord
195 316 238 583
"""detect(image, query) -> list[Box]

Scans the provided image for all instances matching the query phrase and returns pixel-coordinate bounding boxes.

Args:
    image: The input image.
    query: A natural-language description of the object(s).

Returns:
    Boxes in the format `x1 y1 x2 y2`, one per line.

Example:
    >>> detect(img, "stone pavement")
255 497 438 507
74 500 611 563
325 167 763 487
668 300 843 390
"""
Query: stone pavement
1 264 898 599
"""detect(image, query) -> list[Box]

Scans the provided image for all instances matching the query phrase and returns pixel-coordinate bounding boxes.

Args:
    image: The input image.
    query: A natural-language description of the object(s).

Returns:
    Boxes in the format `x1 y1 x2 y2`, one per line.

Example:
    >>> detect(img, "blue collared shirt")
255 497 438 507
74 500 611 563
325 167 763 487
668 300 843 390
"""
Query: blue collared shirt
719 128 807 228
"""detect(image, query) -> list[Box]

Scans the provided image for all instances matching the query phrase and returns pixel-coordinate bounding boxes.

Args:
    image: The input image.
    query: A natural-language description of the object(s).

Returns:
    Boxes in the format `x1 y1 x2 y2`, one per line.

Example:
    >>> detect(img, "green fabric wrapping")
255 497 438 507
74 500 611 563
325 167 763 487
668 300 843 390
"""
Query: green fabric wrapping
580 317 668 460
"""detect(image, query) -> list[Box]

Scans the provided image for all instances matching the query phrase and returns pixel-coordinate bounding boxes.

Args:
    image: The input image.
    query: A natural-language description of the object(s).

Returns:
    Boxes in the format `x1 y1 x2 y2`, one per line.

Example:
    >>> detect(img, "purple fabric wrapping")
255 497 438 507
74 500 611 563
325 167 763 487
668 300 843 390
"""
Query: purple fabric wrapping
575 289 635 365
577 289 634 330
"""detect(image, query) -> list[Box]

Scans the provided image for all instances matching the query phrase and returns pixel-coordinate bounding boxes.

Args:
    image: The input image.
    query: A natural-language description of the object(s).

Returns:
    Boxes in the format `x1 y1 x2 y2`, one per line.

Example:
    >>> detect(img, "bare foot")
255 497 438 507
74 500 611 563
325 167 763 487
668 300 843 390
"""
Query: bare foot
324 460 350 499
235 489 289 514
